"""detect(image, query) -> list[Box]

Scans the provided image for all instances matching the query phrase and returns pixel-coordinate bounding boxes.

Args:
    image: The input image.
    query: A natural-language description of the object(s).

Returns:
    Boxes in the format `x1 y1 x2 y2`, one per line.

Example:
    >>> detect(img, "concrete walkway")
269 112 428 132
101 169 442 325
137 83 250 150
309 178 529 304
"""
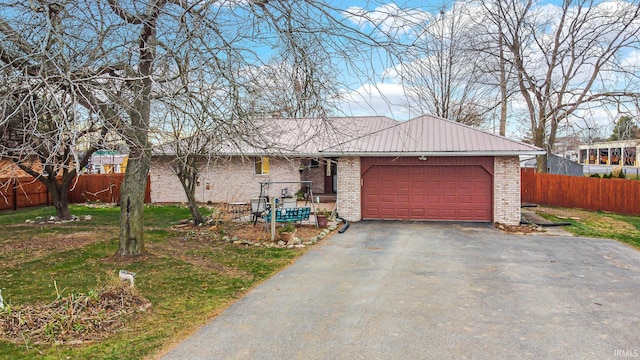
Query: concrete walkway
160 221 640 359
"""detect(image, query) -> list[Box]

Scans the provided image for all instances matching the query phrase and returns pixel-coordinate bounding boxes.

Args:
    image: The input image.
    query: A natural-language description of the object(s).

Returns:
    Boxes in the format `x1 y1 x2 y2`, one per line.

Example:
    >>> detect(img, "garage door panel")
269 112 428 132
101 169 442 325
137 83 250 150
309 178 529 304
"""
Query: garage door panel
426 195 440 203
381 181 394 189
396 208 410 217
362 165 492 222
380 194 395 203
441 209 457 218
365 194 379 203
411 208 425 217
426 180 441 189
442 195 456 204
458 195 472 203
411 181 426 190
458 209 472 217
380 208 396 217
427 208 442 217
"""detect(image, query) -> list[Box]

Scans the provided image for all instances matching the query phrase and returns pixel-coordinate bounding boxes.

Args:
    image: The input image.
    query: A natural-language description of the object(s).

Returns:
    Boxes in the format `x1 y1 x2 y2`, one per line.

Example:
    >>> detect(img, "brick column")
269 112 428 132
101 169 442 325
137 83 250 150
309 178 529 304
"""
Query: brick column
337 157 361 222
493 156 521 225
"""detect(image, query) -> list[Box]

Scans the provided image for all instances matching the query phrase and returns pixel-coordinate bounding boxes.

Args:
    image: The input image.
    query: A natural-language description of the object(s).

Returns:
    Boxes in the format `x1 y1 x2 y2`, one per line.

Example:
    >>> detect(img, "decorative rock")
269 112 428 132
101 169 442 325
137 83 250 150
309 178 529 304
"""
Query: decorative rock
82 215 92 221
328 225 337 231
294 244 305 248
231 236 239 241
309 237 318 244
287 245 294 249
303 241 311 246
232 240 242 245
288 237 302 245
278 241 286 246
25 219 32 223
321 229 330 235
49 216 56 221
222 236 230 242
318 233 326 239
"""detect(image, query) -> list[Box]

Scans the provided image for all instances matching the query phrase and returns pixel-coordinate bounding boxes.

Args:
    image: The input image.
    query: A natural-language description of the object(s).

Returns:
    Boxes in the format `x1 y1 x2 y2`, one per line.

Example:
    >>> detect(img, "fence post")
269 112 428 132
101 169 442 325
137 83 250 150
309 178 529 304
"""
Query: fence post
12 178 17 211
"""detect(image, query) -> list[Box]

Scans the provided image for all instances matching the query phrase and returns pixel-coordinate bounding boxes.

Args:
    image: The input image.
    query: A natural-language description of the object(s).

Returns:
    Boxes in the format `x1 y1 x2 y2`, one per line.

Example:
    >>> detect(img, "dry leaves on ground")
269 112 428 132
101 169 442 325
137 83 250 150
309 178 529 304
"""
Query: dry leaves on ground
0 283 151 345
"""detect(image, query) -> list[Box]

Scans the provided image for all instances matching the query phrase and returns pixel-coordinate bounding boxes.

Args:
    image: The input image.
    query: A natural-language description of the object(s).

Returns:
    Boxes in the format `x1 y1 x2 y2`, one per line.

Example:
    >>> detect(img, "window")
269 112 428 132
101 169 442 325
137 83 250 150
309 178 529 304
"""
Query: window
254 157 270 175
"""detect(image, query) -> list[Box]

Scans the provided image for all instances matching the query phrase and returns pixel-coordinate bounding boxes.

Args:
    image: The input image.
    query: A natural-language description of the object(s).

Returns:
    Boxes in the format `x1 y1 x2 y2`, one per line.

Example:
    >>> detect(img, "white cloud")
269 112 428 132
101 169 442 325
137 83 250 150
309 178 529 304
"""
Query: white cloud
342 3 431 39
336 82 417 120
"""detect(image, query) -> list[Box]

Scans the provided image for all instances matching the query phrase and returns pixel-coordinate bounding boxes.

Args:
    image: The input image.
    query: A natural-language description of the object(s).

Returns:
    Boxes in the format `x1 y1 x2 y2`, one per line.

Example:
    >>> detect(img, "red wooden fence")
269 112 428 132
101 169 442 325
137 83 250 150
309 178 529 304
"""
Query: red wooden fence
521 170 640 215
0 174 151 211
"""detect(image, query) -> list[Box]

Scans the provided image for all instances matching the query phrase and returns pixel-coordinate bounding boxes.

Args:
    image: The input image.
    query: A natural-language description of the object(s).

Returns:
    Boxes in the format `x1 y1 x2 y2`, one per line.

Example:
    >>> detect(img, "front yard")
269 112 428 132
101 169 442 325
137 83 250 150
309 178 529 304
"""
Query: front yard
4 203 638 359
0 204 332 359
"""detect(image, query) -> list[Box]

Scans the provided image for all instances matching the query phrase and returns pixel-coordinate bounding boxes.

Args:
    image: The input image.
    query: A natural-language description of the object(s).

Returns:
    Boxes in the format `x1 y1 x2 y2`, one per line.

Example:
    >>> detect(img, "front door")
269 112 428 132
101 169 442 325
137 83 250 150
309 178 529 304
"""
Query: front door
324 159 337 193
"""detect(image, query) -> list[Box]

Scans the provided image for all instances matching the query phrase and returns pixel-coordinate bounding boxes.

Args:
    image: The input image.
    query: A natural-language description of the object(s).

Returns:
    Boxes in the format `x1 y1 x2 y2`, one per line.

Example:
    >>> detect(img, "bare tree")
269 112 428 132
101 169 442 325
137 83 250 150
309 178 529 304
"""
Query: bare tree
0 1 389 255
0 6 110 219
396 3 497 127
0 92 107 219
478 0 640 172
241 43 342 118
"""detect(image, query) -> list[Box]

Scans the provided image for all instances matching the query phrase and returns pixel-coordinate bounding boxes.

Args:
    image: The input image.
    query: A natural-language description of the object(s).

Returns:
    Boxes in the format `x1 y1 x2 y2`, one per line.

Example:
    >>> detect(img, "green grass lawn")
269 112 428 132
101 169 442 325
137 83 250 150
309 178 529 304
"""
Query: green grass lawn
0 204 306 359
535 207 640 249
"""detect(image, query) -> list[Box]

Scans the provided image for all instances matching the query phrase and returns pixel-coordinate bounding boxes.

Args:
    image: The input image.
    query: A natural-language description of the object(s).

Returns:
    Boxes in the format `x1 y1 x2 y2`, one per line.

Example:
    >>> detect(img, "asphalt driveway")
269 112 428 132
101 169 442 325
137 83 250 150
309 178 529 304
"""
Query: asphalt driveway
161 221 640 359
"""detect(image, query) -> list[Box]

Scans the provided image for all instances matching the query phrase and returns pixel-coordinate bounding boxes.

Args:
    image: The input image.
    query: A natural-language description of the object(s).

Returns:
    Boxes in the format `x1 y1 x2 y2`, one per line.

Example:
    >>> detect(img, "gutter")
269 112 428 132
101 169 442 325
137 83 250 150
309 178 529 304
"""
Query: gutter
316 151 547 157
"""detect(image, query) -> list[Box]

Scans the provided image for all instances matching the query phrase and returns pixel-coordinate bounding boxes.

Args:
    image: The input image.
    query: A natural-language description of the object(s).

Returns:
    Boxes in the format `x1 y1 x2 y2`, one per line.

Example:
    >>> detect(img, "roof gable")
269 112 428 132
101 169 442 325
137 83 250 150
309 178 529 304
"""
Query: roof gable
320 115 543 155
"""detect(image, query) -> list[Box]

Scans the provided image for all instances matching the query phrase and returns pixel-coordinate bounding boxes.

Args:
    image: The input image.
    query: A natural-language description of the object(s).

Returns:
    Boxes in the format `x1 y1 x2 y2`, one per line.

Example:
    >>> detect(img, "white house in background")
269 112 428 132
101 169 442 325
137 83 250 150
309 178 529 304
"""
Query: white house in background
151 115 544 225
578 140 640 167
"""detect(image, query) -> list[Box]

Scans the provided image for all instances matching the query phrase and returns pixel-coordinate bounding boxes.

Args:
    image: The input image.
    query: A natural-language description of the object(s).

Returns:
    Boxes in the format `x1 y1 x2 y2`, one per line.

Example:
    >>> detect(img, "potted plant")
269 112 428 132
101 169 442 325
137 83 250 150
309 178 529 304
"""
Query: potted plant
295 188 307 200
315 208 332 228
278 221 297 241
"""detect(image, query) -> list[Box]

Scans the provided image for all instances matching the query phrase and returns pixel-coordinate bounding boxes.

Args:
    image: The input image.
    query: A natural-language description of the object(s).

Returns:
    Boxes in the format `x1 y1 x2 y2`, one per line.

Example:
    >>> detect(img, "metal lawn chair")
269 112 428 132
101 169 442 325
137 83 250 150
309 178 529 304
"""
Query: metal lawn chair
250 197 268 226
282 197 297 209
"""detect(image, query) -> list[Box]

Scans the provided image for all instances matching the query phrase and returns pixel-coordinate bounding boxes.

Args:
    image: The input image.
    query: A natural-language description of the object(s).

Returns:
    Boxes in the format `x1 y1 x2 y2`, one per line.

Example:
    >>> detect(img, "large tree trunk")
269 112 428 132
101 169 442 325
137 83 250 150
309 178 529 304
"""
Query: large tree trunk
175 161 204 225
117 7 156 256
47 180 72 219
536 154 548 173
184 185 204 225
118 152 150 256
498 23 508 137
25 164 76 220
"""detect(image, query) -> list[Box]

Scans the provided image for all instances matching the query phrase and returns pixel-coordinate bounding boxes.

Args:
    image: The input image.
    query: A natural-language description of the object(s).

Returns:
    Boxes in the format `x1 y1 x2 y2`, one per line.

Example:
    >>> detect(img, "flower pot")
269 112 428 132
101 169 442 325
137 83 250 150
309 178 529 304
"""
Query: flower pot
316 215 328 228
279 231 295 242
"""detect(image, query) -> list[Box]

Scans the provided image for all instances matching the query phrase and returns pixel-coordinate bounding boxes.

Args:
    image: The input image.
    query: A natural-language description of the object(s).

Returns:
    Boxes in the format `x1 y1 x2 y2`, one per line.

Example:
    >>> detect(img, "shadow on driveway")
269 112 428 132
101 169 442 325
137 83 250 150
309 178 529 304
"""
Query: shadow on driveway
161 221 640 359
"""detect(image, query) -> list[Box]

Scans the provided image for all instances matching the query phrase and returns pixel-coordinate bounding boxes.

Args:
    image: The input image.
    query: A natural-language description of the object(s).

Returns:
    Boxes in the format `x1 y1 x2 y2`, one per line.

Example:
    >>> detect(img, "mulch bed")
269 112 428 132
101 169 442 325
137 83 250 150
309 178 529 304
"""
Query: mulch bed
0 283 151 345
495 223 543 234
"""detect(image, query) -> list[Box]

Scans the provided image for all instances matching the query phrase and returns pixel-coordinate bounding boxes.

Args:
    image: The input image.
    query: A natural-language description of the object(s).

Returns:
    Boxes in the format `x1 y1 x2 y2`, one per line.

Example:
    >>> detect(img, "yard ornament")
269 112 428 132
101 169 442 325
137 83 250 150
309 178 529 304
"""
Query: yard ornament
119 270 136 288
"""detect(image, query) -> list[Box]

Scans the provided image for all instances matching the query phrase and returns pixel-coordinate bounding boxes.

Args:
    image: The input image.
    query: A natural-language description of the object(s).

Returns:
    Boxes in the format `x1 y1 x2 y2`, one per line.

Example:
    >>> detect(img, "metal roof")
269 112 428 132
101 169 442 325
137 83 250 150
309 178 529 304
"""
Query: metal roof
319 115 544 156
153 115 544 157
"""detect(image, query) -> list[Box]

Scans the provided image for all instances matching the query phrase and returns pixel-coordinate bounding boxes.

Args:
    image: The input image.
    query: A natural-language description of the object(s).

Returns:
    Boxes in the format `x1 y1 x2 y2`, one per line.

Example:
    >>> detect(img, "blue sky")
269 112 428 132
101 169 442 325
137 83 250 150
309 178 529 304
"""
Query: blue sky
325 0 639 139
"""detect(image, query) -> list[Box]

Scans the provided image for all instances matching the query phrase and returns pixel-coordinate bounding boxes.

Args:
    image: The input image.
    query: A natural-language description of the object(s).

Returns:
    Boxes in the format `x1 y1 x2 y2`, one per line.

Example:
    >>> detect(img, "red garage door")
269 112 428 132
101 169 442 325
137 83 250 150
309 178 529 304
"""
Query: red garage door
362 165 492 221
